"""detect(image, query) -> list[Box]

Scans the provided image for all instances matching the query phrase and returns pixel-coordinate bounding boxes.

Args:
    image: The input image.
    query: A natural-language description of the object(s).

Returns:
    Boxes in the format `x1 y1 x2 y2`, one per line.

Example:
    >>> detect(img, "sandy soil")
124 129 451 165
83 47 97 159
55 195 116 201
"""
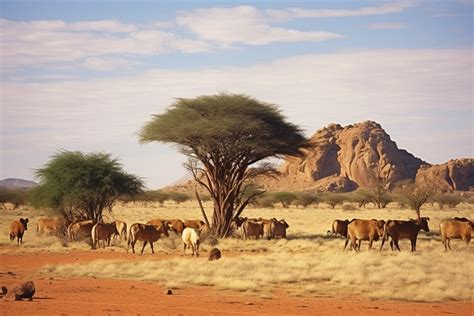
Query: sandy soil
0 249 472 315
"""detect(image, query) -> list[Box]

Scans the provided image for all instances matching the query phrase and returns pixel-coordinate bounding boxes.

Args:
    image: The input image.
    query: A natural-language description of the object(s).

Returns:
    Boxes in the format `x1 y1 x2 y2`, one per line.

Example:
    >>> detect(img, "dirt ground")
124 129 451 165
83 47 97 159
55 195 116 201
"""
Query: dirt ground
0 249 472 316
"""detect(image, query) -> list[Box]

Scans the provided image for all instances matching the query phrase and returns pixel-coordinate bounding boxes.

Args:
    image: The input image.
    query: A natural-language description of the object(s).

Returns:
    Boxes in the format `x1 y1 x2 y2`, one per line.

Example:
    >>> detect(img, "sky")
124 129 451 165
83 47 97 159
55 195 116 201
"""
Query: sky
0 0 473 189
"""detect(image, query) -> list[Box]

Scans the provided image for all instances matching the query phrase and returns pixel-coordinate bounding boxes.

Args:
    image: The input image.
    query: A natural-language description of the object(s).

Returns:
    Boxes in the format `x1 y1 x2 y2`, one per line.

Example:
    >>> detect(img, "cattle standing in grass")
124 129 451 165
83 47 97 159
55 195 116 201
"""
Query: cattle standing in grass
184 220 206 229
242 220 263 240
167 219 185 234
128 223 169 254
67 220 94 241
182 227 201 257
344 219 385 252
10 218 29 245
147 219 169 229
330 219 350 238
113 220 127 241
36 217 68 237
91 222 119 249
439 219 473 251
380 217 430 252
269 219 289 239
258 218 273 239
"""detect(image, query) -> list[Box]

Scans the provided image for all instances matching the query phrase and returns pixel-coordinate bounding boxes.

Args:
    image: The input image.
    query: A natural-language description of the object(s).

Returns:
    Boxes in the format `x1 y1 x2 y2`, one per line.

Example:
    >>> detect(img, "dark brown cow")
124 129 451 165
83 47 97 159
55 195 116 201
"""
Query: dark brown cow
269 219 289 239
344 219 385 252
91 222 119 249
67 220 94 241
380 217 430 252
439 219 473 250
331 219 350 238
10 218 29 245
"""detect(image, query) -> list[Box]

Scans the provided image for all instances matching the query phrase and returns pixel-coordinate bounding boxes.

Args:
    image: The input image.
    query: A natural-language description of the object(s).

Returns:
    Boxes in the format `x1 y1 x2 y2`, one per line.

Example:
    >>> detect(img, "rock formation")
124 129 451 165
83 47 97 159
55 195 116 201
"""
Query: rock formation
415 159 474 192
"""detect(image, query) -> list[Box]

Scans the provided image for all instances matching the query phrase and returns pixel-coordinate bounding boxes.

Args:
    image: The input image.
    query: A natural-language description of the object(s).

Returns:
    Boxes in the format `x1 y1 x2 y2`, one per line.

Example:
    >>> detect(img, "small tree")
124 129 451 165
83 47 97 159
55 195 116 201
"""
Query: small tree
139 94 307 237
168 192 191 204
323 193 345 209
348 189 374 208
30 151 144 222
398 183 434 219
272 191 297 208
294 192 320 208
434 193 464 209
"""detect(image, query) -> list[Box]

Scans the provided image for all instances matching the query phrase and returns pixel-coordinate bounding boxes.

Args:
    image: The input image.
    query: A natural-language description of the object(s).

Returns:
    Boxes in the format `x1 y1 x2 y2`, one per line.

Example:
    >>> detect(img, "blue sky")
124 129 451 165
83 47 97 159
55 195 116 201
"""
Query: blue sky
1 0 472 188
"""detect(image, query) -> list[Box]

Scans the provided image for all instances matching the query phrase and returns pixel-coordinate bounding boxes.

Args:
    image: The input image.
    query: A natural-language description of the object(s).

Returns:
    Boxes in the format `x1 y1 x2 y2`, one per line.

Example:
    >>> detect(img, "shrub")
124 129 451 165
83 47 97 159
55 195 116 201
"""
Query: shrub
167 192 191 204
342 204 358 211
272 192 297 208
347 189 374 208
434 194 464 209
294 192 320 208
322 193 345 209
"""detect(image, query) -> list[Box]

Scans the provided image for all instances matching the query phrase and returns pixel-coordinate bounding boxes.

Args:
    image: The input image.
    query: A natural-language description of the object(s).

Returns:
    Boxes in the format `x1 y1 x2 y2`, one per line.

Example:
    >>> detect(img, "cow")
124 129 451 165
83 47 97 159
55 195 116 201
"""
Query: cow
269 219 289 239
184 220 206 229
113 220 127 241
147 219 170 230
439 219 473 251
36 217 68 237
67 220 94 241
167 219 185 234
380 217 430 252
241 220 263 240
127 222 169 254
344 219 385 252
10 218 29 245
91 222 119 249
257 218 273 239
182 227 201 257
453 217 470 222
329 219 350 238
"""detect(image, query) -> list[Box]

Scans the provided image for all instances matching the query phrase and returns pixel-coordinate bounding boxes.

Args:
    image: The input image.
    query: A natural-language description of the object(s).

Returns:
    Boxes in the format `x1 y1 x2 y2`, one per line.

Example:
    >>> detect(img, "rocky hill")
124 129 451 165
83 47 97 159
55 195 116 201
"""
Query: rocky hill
0 178 37 189
166 121 473 193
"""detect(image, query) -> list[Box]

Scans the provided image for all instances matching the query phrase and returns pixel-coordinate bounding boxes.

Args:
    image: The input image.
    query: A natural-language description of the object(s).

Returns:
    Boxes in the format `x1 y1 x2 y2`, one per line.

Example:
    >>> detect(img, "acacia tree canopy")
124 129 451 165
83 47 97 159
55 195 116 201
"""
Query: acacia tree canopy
139 93 308 237
30 151 144 222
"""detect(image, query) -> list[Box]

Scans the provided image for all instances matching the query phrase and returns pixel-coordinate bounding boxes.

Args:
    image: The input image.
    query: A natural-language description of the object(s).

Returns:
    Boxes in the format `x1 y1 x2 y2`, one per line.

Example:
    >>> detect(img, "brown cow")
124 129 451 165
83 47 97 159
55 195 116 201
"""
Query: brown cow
269 219 289 239
167 219 185 234
67 220 94 241
91 222 119 249
184 220 206 229
380 217 430 252
242 220 263 240
344 219 385 252
330 219 350 238
257 218 273 239
10 218 29 245
128 223 169 254
36 217 68 237
147 219 169 229
439 219 473 251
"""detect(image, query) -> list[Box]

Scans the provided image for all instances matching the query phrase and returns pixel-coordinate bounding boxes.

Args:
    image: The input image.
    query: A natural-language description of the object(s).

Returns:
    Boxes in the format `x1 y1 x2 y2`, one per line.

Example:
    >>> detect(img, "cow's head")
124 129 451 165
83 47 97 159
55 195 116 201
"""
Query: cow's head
280 220 289 229
376 220 386 236
159 223 169 237
20 218 29 230
419 217 430 232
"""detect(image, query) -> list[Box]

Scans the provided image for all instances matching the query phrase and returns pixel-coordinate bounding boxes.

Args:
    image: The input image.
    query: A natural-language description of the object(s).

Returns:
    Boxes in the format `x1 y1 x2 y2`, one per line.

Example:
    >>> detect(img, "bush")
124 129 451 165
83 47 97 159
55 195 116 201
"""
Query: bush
434 194 464 209
342 204 358 211
294 192 320 208
0 188 30 209
347 189 374 208
272 191 297 208
252 195 275 208
322 193 345 209
167 192 191 204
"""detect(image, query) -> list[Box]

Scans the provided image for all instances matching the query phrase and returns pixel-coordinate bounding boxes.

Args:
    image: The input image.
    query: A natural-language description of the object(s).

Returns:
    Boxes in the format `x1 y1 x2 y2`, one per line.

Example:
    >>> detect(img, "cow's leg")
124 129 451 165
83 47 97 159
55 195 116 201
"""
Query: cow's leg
410 238 416 252
447 239 452 250
380 237 386 252
394 239 401 251
141 241 148 254
442 238 447 251
357 239 362 251
351 237 359 252
195 241 199 257
183 243 187 255
131 241 136 254
150 242 154 254
343 238 350 251
389 240 394 251
368 239 373 251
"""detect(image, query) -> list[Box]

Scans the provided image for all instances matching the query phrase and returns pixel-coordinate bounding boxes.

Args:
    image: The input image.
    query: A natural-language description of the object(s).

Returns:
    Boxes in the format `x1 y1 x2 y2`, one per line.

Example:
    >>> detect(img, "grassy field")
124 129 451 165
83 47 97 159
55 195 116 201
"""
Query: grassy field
1 201 473 301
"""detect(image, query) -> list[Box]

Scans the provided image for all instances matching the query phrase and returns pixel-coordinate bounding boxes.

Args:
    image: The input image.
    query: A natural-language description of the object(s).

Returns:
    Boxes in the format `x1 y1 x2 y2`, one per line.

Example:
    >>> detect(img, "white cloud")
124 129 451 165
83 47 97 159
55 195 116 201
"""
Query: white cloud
368 22 407 29
266 1 417 21
177 6 343 45
81 57 138 71
2 49 471 187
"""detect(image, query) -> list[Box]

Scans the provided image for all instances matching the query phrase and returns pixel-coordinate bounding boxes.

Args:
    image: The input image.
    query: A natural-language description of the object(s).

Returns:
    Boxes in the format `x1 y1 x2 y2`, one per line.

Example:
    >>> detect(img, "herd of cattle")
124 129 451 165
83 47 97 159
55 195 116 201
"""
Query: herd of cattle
8 215 473 254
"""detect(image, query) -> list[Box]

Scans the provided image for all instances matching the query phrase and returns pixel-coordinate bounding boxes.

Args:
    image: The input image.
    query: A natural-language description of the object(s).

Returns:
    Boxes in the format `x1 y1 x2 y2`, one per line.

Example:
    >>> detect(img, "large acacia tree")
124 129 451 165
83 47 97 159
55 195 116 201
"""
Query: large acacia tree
30 151 144 222
139 94 308 237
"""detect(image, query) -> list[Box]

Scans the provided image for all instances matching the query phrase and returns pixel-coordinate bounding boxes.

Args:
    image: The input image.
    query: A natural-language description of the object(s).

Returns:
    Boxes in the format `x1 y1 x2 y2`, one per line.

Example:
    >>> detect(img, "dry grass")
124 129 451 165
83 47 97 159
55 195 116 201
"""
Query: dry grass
2 201 474 301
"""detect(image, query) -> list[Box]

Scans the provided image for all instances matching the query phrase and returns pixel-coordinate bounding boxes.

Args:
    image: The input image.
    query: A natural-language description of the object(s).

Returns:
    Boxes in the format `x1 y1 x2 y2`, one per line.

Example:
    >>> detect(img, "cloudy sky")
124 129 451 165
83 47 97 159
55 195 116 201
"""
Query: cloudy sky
1 0 472 188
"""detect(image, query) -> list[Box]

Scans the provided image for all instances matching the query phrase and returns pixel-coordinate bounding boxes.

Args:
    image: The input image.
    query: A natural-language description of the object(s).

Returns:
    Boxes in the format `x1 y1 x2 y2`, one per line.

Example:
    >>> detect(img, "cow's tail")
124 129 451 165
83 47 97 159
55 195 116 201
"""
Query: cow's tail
91 224 98 250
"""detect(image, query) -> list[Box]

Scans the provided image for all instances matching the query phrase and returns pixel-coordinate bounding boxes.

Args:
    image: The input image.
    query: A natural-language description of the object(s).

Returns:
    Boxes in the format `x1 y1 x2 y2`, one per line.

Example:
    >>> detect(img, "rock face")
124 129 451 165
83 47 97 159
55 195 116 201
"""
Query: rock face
415 159 474 192
269 121 427 192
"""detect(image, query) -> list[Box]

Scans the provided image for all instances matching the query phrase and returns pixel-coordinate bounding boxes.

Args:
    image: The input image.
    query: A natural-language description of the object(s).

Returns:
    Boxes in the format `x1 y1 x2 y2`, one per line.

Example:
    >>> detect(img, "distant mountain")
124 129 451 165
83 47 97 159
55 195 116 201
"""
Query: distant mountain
0 178 38 189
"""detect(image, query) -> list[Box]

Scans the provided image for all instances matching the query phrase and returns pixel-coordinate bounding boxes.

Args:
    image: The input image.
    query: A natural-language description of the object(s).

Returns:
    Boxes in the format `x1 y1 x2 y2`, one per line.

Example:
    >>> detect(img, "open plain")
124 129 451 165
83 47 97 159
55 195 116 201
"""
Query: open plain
1 201 473 315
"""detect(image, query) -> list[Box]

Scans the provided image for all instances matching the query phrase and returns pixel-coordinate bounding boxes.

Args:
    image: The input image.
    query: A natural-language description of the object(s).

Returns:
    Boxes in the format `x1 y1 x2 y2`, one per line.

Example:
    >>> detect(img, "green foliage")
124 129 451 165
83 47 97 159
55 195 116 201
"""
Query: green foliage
347 189 374 208
30 151 144 222
294 192 320 208
139 93 308 237
0 188 30 209
434 194 464 209
321 193 346 209
396 183 434 218
271 191 297 208
167 192 191 204
135 190 169 206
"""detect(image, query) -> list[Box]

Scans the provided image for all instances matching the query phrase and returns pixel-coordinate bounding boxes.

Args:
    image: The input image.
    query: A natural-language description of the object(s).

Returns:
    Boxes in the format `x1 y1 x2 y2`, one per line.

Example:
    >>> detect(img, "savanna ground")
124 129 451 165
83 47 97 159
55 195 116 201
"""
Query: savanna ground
1 201 473 315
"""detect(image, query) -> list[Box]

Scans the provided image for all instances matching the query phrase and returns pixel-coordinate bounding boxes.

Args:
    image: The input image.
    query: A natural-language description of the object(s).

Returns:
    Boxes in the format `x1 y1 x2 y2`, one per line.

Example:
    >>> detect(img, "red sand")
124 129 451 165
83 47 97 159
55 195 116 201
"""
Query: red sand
0 250 472 315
